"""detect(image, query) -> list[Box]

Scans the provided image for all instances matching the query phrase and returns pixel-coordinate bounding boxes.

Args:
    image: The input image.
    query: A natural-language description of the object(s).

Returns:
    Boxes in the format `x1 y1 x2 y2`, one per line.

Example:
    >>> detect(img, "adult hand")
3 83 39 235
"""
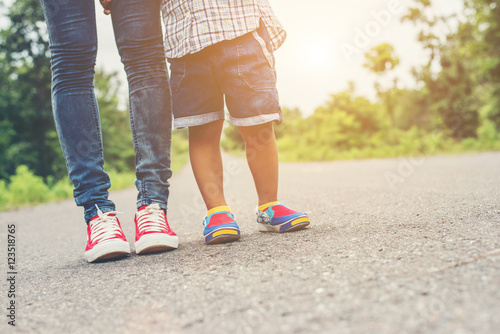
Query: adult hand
100 0 112 15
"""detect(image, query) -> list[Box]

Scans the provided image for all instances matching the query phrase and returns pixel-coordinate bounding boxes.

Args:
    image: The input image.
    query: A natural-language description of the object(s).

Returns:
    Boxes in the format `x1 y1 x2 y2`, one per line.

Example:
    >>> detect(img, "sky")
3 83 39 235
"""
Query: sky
3 0 464 116
94 0 463 116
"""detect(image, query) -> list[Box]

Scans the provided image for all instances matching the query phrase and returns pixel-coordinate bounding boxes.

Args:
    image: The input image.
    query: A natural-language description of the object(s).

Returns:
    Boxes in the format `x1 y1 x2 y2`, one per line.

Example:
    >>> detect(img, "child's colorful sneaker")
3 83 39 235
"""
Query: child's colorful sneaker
135 203 178 254
203 206 240 245
257 202 310 233
85 206 131 263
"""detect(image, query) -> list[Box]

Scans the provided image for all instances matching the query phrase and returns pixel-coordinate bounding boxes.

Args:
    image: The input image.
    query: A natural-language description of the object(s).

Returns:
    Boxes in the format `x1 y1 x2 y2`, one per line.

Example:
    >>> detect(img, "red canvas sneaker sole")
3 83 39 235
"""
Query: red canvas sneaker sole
85 239 131 262
135 233 178 255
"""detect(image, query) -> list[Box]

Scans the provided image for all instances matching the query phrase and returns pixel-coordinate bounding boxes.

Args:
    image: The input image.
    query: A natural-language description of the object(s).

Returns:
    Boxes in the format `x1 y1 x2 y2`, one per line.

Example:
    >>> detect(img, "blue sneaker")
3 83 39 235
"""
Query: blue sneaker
203 206 241 245
257 202 310 233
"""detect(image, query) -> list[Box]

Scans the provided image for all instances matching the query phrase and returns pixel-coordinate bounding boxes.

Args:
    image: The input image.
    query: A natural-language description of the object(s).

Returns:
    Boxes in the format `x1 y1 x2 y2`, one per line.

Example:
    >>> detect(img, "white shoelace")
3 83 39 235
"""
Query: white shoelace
89 205 123 244
136 203 168 233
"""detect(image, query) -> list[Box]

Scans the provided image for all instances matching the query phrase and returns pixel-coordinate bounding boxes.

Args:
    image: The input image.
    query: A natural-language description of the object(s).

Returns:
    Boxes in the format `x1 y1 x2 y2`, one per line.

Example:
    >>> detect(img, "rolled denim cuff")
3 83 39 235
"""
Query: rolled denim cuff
173 110 225 129
137 200 168 212
84 204 116 224
229 112 281 127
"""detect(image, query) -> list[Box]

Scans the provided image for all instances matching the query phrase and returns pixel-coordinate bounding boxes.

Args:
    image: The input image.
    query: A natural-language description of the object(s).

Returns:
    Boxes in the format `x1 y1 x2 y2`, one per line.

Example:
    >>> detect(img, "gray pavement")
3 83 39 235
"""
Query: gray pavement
1 152 499 333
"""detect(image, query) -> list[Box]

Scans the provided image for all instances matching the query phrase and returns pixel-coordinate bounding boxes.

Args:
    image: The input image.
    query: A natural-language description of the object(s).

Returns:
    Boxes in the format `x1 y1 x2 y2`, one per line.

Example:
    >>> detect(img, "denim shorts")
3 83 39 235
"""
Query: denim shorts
167 24 282 128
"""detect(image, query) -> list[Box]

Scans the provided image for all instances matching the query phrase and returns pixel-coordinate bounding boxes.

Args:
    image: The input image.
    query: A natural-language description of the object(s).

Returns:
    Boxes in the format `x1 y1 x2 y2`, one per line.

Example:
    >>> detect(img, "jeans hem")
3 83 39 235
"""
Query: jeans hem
84 205 116 224
137 200 168 212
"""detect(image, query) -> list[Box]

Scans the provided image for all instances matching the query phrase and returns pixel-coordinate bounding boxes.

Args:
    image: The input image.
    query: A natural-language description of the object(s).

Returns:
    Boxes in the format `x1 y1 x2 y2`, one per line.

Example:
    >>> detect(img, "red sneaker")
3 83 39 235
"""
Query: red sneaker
85 206 131 263
134 203 178 254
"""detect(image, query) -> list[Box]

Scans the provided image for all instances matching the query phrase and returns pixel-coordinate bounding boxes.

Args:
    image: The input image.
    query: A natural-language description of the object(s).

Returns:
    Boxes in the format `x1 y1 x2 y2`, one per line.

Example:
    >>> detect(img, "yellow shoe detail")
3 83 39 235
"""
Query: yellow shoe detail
291 217 309 226
212 229 239 237
258 201 280 212
207 206 231 217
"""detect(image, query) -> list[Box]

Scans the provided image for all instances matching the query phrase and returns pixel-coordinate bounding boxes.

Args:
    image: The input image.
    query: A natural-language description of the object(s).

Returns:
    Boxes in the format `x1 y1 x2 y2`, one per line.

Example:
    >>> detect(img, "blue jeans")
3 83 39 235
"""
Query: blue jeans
40 0 172 223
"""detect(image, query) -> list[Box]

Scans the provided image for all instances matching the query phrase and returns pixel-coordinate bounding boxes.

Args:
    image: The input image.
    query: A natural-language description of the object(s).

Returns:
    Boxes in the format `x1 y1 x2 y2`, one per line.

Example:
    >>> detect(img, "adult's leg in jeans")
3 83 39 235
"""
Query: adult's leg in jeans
40 0 114 223
110 0 172 211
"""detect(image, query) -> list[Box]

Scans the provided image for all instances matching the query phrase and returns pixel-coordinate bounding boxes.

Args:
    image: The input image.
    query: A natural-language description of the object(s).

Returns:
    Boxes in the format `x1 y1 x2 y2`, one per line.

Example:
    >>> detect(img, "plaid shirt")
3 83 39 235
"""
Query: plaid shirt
161 0 286 58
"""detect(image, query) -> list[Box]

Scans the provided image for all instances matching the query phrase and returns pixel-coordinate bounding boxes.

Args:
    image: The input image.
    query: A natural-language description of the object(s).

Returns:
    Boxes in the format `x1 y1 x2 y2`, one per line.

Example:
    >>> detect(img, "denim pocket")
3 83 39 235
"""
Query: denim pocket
235 32 276 90
168 58 185 93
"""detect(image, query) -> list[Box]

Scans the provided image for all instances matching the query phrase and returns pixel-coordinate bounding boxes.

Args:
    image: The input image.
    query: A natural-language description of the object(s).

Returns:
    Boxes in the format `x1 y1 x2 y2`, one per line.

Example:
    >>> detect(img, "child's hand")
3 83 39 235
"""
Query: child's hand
100 0 112 15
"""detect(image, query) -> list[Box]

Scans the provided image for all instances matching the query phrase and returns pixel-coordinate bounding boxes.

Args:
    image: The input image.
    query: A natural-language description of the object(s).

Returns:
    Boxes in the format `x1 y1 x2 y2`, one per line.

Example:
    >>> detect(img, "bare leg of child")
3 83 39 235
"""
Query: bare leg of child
188 120 227 210
238 122 309 233
238 122 279 206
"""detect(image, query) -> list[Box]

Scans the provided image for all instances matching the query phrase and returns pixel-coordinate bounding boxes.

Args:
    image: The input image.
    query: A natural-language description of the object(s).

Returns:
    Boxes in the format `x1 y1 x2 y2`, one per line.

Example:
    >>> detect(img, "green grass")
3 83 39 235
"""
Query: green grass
3 126 499 212
275 131 500 162
0 131 190 212
221 126 500 162
0 164 186 212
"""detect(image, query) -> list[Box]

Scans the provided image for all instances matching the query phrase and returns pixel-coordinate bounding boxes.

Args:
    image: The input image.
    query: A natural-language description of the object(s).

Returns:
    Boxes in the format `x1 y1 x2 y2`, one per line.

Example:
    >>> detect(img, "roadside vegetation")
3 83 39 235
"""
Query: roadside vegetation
1 0 499 210
223 0 500 159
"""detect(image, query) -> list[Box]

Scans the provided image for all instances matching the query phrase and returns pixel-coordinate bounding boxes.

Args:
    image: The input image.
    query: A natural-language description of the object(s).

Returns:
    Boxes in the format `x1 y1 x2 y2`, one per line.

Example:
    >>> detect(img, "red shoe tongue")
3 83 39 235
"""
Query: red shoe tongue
272 205 297 216
208 213 234 227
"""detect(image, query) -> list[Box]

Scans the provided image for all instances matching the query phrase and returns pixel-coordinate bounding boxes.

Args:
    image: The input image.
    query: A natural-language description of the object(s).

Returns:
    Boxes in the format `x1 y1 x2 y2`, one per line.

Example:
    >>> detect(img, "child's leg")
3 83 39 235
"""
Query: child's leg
188 120 227 210
238 122 279 206
239 122 310 233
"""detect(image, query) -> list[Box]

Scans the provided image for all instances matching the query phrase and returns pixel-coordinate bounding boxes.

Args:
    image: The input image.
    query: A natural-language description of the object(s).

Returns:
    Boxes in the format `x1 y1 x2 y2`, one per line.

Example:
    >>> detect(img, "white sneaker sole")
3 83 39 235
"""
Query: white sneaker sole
85 239 131 263
135 233 178 255
258 216 310 233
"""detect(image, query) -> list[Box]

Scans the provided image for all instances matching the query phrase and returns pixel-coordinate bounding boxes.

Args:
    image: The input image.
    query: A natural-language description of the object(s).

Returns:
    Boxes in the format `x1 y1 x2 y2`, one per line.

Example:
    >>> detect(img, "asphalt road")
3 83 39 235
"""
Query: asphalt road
1 152 499 333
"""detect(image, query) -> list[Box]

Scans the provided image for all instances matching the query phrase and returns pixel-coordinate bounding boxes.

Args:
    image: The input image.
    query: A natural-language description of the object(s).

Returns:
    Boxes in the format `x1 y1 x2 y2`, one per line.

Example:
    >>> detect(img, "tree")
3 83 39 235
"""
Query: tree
363 43 400 129
0 0 137 181
0 0 65 180
464 0 500 134
401 0 488 139
95 71 135 173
